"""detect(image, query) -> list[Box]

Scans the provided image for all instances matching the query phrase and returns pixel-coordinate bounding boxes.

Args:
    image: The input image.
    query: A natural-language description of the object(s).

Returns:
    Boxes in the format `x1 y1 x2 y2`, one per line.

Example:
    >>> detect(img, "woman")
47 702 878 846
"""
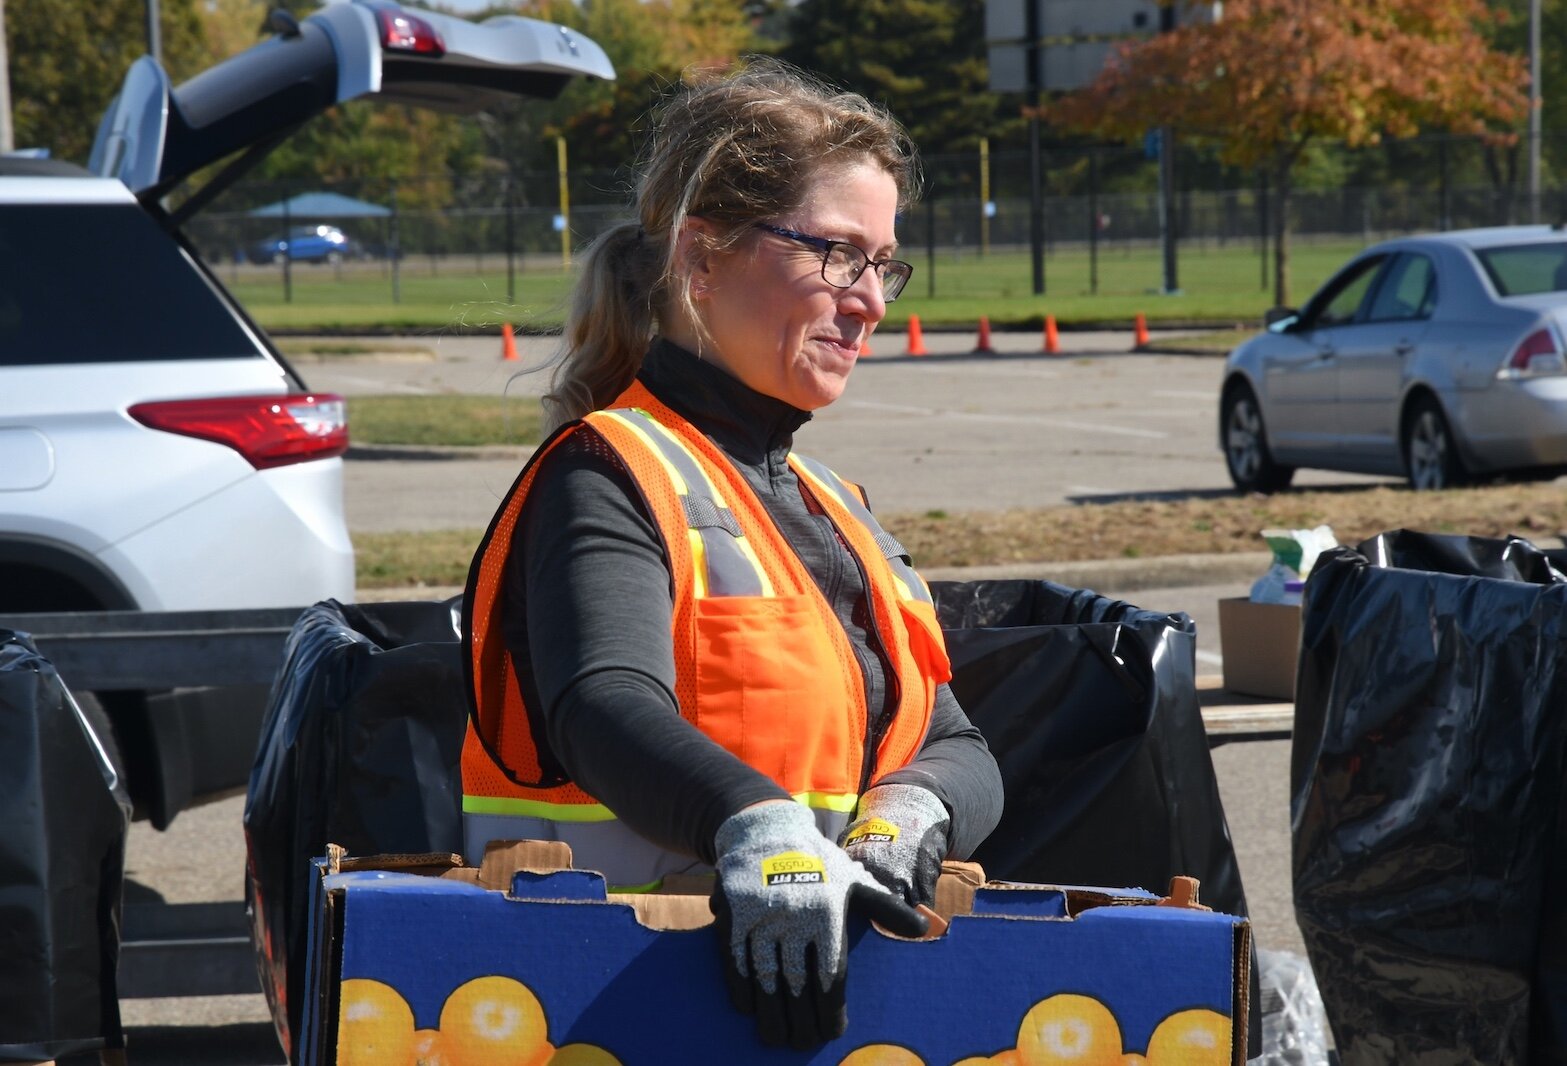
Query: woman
462 60 1003 1048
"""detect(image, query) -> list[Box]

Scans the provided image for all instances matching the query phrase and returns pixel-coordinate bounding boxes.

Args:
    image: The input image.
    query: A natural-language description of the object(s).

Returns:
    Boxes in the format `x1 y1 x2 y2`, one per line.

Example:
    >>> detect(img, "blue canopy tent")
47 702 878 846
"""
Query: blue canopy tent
247 191 392 219
246 191 399 302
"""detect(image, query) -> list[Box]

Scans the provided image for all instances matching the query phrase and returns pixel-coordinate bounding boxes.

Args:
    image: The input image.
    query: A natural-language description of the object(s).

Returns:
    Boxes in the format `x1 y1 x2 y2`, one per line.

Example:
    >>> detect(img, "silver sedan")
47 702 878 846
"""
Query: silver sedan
1219 227 1567 491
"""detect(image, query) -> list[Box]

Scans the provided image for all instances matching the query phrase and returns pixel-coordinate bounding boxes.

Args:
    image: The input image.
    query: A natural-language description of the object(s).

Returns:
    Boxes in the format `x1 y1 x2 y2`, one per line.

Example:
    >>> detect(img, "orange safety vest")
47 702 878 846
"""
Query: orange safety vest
461 380 951 889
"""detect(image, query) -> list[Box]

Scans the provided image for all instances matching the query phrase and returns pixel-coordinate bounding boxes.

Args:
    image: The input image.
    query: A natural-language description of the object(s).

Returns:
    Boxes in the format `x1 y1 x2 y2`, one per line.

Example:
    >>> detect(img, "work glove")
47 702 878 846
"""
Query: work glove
838 783 951 907
712 801 928 1049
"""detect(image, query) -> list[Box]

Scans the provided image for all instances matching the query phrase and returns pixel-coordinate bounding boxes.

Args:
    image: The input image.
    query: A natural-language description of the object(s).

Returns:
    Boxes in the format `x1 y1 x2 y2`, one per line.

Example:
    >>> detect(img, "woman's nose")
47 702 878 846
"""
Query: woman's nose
839 265 887 322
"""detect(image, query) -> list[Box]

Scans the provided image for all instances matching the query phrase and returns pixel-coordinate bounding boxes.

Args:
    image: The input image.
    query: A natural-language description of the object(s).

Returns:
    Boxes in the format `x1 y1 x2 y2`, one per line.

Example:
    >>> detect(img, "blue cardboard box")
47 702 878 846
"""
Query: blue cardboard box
298 843 1250 1066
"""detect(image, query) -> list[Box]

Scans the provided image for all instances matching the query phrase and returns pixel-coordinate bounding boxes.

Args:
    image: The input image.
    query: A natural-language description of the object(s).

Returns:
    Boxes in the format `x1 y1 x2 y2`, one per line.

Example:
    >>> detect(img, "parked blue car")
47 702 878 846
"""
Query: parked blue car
249 224 357 264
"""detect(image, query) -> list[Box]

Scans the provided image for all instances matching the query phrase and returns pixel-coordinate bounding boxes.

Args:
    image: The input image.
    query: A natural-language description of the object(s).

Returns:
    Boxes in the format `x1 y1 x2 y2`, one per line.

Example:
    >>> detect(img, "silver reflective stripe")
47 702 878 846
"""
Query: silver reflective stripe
603 408 767 598
463 812 710 890
792 455 934 606
462 806 853 889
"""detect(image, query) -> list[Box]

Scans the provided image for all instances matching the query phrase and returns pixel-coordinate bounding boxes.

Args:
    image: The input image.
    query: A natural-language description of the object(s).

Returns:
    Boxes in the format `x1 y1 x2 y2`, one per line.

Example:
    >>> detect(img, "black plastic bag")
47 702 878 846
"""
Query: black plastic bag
0 630 130 1062
932 580 1260 1056
243 599 468 1059
933 579 1250 914
1292 530 1567 1065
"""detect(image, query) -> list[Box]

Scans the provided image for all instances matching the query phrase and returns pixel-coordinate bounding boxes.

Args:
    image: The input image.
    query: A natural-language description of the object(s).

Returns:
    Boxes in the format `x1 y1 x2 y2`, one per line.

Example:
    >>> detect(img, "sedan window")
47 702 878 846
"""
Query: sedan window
1307 255 1388 328
1366 254 1437 322
1476 242 1567 296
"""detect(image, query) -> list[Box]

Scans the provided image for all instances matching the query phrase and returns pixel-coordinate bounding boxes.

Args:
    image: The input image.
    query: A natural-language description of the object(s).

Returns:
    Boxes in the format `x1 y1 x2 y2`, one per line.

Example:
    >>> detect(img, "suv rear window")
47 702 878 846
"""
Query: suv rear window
1475 242 1567 297
0 203 260 365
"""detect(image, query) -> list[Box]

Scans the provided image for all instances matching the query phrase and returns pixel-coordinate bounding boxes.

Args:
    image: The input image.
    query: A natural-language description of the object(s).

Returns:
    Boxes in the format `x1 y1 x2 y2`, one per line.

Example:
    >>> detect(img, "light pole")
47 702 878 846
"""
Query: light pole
146 0 162 64
0 0 13 154
1529 0 1541 224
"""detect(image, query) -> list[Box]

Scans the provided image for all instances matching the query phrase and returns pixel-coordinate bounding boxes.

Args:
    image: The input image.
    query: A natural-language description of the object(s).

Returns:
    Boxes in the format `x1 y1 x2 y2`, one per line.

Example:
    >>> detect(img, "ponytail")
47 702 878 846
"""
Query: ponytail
542 221 661 431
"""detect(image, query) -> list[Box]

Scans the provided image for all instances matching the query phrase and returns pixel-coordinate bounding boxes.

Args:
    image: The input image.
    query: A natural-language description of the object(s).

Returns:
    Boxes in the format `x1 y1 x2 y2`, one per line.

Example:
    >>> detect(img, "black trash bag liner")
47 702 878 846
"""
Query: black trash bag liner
0 630 130 1062
932 579 1261 1056
1292 530 1567 1065
243 599 468 1060
932 578 1248 911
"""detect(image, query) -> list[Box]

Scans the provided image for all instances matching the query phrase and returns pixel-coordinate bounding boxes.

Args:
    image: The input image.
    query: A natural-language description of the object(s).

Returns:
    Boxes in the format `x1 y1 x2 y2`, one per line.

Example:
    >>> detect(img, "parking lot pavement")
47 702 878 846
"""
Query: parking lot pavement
332 336 1395 533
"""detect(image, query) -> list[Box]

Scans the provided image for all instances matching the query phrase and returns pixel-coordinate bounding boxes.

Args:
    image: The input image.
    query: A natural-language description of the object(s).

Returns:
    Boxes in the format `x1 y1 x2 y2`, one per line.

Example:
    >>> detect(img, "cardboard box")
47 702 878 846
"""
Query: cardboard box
299 843 1251 1066
1218 597 1302 701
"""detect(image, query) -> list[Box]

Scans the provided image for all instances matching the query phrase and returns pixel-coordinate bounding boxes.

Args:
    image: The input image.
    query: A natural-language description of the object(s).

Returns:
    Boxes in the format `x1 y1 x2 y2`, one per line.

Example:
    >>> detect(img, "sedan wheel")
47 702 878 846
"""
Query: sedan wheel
1223 385 1294 493
1403 398 1466 491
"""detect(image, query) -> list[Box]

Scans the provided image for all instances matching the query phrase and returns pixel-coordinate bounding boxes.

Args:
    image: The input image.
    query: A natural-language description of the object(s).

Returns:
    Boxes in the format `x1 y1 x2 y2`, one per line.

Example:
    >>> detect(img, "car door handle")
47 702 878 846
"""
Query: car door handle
1317 347 1335 360
1394 340 1414 356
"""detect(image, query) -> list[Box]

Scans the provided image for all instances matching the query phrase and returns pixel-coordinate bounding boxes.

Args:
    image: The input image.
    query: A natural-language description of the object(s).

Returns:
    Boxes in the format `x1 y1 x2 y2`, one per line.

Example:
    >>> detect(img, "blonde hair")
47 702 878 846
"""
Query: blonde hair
542 58 919 430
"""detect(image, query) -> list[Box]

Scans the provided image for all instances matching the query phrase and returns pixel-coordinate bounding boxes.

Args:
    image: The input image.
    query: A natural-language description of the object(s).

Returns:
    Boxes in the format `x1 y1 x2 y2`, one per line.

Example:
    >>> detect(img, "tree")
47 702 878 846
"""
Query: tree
781 0 1017 159
9 0 208 164
1048 0 1528 307
462 0 757 181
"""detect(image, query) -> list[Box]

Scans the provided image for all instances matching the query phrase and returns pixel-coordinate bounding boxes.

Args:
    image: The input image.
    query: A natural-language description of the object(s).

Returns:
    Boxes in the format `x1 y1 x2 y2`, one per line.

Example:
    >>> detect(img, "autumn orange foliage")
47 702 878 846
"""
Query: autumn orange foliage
1046 0 1528 305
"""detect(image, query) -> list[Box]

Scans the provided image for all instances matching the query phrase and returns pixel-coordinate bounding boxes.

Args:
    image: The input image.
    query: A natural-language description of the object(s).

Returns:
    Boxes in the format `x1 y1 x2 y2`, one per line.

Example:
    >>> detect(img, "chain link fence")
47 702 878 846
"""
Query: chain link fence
183 132 1563 303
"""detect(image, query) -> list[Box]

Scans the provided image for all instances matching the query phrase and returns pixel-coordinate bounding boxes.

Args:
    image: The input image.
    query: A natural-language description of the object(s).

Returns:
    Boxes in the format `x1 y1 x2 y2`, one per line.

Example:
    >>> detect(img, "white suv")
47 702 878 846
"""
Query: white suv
0 1 612 825
0 158 356 614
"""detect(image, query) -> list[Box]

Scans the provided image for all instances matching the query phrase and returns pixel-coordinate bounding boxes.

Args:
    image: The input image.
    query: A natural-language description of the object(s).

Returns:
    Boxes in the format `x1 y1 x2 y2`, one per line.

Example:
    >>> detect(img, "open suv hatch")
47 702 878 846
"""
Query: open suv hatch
0 2 612 828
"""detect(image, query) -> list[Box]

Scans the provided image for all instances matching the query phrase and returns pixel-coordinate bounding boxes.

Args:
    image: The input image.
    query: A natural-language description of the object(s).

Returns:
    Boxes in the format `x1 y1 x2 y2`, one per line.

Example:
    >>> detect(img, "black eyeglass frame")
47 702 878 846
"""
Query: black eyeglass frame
754 223 914 302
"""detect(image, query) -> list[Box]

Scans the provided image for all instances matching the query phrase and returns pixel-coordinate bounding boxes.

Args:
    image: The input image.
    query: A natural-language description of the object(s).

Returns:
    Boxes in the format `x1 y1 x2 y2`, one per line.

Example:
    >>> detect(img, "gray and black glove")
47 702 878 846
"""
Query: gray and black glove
712 801 928 1049
837 783 951 907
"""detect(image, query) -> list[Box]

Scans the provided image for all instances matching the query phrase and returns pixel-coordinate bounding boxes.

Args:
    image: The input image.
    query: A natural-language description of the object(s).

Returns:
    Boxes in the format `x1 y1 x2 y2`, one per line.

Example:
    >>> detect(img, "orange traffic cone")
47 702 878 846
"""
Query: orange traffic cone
906 314 929 356
972 315 996 355
1043 315 1061 355
501 322 519 362
1133 312 1150 349
860 334 874 357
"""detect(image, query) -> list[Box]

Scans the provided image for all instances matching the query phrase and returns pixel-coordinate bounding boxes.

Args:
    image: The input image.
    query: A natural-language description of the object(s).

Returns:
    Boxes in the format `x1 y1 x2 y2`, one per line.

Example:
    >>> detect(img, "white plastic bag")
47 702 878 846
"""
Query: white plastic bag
1248 948 1331 1066
1250 526 1337 604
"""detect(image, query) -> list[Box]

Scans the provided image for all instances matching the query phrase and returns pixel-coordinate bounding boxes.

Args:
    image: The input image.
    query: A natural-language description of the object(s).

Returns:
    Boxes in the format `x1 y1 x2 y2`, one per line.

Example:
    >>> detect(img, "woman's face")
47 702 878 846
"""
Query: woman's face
693 162 899 412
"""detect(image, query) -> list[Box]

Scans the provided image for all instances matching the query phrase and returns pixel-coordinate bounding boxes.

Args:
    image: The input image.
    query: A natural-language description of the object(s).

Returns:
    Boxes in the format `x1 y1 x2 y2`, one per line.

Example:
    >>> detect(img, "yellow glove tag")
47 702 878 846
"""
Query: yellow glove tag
761 852 827 887
844 818 900 846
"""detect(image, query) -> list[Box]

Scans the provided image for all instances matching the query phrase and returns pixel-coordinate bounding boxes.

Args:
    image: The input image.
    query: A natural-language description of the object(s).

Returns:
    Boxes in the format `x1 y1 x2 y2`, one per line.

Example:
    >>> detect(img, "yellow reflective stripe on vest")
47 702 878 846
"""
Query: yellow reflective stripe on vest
792 455 934 607
596 408 772 599
464 791 859 821
463 794 618 823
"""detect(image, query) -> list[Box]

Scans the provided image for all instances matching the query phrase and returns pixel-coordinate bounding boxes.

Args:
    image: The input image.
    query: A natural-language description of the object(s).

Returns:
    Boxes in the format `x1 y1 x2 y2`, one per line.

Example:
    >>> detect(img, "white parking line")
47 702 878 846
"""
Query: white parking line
1196 650 1224 667
845 402 1169 439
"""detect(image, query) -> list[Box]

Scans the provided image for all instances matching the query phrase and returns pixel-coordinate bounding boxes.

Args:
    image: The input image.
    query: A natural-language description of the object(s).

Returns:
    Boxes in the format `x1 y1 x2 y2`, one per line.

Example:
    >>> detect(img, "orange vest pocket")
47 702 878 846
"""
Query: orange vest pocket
691 594 857 795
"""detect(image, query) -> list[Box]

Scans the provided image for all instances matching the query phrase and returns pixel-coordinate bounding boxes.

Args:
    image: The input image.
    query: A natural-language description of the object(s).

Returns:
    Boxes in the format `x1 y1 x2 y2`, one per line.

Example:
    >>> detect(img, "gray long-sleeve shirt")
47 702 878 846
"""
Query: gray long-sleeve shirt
500 338 1003 866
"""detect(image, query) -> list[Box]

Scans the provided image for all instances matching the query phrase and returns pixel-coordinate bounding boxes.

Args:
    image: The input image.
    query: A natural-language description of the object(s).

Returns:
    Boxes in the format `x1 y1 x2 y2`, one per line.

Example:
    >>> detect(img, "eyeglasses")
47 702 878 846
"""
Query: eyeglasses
755 223 914 302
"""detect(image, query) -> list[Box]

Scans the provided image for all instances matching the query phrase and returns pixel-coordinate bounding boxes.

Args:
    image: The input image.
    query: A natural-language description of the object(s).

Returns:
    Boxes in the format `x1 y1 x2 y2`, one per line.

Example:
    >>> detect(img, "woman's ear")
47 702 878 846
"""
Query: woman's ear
675 217 718 301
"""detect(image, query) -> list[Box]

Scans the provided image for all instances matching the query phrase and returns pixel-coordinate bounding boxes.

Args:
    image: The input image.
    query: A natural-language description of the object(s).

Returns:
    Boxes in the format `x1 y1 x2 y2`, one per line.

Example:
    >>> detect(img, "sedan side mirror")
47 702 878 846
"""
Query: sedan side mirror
1264 306 1301 333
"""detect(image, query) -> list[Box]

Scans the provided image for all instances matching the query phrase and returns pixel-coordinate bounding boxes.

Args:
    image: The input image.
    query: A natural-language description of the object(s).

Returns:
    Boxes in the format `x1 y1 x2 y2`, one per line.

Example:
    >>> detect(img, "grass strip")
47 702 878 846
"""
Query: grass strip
234 240 1361 333
353 482 1567 588
348 394 543 447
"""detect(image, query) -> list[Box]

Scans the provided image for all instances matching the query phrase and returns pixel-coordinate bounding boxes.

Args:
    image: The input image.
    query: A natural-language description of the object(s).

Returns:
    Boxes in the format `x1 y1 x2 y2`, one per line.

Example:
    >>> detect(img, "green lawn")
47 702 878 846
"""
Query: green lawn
233 238 1363 333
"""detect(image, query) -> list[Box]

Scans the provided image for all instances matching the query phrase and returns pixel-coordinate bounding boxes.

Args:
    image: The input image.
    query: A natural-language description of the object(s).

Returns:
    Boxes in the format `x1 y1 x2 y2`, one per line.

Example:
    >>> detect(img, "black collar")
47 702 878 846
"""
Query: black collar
637 337 812 468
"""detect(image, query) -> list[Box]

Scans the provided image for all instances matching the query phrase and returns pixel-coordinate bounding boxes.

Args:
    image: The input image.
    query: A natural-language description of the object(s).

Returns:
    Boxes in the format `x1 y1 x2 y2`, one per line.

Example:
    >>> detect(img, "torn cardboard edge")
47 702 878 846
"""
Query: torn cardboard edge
323 840 1226 934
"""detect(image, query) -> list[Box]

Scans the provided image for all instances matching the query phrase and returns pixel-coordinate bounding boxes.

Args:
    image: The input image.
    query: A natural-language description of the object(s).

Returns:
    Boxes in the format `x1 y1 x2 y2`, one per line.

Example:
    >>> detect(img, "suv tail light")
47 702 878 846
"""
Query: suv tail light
1500 328 1567 379
129 394 348 469
378 8 445 56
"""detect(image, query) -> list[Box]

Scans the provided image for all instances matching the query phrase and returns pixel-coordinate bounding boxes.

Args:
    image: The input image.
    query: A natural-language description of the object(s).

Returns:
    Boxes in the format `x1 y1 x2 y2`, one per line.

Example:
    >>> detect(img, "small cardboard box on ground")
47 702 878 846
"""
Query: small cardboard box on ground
298 842 1251 1066
1217 598 1301 701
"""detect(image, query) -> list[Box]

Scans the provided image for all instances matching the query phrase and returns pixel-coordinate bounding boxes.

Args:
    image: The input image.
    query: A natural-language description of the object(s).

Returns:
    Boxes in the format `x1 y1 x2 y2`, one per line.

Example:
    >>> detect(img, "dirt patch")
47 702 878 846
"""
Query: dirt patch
883 482 1567 568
